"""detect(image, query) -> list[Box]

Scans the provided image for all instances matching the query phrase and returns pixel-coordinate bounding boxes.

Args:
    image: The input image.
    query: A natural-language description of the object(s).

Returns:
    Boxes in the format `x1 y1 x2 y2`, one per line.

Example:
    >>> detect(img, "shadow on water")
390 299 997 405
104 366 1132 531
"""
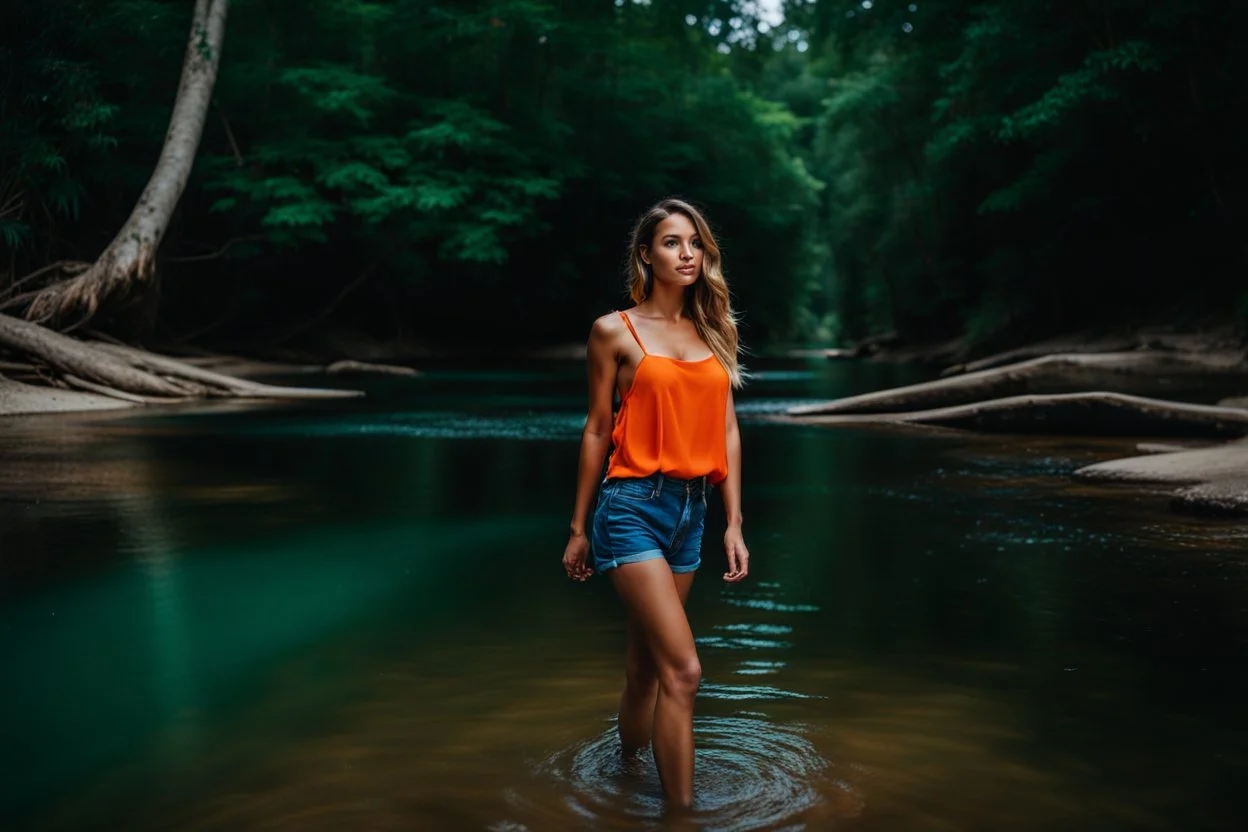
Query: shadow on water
2 357 1248 830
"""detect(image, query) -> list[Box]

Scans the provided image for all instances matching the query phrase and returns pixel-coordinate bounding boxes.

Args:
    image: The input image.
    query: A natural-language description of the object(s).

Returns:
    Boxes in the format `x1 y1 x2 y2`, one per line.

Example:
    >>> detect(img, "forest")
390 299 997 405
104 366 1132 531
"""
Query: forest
1 0 1243 360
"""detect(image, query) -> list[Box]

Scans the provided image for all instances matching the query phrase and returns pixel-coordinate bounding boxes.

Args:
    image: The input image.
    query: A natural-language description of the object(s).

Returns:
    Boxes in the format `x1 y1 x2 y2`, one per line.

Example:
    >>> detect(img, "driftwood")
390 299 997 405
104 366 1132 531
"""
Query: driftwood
788 351 1248 416
0 312 360 405
787 392 1248 438
325 359 419 376
942 328 1246 377
1074 440 1248 515
941 332 1135 376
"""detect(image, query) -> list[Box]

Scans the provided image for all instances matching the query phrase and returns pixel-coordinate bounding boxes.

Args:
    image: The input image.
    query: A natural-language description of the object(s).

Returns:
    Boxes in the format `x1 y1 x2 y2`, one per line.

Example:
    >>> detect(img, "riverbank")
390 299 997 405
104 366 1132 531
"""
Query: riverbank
0 354 416 418
1076 440 1248 516
783 324 1248 517
0 377 133 416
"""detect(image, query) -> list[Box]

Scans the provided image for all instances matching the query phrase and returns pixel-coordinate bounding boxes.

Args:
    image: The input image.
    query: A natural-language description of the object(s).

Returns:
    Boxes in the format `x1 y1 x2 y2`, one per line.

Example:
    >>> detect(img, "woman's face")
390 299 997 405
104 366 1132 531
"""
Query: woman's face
642 213 703 290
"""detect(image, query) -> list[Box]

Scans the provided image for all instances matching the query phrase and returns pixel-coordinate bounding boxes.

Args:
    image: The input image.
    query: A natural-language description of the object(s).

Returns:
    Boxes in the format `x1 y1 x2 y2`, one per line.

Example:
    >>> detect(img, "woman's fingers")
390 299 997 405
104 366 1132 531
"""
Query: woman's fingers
724 544 749 582
564 542 593 581
723 546 739 582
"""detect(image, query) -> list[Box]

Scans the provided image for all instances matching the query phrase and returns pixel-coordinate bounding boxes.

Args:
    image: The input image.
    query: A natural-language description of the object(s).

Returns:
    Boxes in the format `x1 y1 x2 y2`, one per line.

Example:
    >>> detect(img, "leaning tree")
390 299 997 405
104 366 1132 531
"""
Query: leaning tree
0 0 356 404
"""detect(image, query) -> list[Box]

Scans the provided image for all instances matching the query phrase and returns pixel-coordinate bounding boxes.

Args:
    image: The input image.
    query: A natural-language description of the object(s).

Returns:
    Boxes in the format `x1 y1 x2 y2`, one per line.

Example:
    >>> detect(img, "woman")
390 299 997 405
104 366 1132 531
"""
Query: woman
561 197 750 808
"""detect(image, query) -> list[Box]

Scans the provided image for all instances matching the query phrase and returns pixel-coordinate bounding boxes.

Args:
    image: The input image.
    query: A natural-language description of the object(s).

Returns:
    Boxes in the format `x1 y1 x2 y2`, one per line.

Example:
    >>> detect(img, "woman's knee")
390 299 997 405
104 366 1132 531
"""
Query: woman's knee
659 655 702 699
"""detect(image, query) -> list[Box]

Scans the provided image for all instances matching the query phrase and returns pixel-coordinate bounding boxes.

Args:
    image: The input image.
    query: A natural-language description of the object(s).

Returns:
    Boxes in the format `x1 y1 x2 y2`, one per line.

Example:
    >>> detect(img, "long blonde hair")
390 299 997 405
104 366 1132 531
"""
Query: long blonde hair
625 198 744 387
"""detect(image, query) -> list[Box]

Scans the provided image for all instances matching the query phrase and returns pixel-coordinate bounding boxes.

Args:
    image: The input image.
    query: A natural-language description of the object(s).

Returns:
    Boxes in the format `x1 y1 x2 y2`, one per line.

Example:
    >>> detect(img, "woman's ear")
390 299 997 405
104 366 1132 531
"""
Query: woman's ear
639 245 650 265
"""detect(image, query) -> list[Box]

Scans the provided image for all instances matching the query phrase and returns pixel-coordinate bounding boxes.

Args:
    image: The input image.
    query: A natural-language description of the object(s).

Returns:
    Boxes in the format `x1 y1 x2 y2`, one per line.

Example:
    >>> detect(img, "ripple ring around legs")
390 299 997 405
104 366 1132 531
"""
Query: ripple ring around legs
536 715 861 830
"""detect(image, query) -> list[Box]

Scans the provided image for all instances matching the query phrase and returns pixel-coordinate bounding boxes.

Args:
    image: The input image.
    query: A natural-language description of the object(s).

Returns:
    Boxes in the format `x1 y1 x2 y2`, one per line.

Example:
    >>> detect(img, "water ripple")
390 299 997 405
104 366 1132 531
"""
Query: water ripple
719 598 820 613
696 636 792 650
698 683 823 701
534 716 852 830
248 412 586 441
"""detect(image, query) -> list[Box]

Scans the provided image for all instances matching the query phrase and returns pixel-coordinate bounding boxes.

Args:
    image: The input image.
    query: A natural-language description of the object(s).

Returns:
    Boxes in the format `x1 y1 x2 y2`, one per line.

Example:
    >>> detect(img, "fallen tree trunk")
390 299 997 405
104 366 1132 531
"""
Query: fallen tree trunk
1074 440 1248 516
24 0 229 328
0 312 360 404
786 391 1248 438
788 351 1248 416
941 332 1136 376
943 328 1246 377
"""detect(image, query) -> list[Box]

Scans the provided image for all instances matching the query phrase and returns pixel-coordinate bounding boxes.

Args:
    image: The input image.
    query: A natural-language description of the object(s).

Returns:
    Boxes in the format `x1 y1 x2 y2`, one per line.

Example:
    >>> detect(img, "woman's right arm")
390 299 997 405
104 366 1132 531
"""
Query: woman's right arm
563 317 619 580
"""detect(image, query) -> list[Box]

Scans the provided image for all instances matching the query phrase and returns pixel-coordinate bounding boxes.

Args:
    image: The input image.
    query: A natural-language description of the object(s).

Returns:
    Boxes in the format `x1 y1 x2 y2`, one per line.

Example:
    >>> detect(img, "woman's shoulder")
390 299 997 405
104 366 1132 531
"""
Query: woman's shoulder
589 309 630 340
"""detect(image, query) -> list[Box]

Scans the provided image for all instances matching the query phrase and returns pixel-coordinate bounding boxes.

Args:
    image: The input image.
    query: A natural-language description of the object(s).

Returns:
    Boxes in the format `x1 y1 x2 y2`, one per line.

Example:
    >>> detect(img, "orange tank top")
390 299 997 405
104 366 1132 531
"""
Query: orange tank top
605 311 730 484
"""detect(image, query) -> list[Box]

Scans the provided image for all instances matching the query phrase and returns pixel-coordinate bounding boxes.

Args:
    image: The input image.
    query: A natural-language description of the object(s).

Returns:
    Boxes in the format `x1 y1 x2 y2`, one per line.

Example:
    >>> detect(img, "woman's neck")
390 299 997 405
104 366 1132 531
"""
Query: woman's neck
640 285 688 321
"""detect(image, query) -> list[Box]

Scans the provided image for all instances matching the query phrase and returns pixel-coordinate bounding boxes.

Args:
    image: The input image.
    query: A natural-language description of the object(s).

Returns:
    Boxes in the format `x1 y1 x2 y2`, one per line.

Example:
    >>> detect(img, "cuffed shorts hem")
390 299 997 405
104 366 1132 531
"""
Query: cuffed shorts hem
669 557 701 574
595 548 664 574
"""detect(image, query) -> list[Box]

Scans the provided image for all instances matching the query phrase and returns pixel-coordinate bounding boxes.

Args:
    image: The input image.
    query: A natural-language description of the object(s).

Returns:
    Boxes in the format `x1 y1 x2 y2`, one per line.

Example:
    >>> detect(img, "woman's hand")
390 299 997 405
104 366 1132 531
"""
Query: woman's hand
723 527 750 582
563 532 593 581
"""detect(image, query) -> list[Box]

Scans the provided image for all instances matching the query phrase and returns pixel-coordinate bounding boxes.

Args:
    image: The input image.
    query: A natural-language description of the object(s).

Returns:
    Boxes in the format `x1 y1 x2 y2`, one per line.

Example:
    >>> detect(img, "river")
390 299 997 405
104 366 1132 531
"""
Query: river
2 358 1246 830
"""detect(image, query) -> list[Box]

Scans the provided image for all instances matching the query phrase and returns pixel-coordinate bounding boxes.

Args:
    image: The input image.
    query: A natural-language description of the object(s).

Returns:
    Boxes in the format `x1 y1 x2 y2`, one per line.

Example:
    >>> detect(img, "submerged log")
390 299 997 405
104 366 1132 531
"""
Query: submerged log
788 392 1248 438
788 351 1248 416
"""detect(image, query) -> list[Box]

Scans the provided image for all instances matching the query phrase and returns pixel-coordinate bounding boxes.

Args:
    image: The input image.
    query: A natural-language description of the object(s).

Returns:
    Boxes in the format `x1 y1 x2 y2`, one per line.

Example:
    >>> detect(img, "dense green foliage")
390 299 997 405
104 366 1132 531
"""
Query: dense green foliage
782 0 1246 345
1 1 1244 352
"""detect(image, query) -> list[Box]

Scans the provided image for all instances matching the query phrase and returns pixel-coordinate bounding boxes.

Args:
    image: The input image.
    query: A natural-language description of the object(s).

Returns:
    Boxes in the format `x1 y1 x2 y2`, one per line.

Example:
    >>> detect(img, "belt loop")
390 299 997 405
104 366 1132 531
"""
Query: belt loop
653 472 663 498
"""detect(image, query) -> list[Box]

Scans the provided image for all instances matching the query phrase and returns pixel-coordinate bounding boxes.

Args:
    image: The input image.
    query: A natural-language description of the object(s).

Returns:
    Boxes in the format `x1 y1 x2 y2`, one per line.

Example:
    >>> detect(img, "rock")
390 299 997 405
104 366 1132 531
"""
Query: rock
1135 441 1217 454
1074 440 1248 516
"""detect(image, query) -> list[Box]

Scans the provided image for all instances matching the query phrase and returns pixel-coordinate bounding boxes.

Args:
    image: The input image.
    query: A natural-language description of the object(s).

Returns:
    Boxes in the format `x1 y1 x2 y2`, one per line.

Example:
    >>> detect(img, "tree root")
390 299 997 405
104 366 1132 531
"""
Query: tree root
0 311 361 406
22 254 138 330
63 374 191 405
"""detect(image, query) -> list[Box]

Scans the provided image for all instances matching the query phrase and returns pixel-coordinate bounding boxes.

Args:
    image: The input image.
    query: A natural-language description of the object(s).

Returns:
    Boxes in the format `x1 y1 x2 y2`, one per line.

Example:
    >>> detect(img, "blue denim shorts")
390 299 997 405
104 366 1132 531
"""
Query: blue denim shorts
591 472 710 575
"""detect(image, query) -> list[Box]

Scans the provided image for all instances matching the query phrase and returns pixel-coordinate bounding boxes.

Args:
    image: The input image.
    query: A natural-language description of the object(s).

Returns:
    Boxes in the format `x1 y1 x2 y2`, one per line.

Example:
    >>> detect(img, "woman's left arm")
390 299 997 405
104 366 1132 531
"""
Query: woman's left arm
720 388 750 582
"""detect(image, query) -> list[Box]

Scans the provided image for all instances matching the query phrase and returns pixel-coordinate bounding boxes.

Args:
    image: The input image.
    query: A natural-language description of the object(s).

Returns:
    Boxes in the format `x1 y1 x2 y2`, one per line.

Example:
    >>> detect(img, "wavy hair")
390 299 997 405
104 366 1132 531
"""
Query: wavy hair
625 198 744 387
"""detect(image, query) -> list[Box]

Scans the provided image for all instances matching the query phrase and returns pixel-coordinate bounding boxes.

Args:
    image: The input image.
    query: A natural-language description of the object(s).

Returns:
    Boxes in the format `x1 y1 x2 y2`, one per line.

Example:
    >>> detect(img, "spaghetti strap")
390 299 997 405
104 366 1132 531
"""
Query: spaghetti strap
619 311 648 355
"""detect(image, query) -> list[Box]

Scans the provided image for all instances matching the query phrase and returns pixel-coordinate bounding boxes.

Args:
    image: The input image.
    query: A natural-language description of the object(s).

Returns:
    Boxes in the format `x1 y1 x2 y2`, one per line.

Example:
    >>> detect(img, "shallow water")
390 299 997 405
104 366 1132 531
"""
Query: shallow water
2 358 1247 830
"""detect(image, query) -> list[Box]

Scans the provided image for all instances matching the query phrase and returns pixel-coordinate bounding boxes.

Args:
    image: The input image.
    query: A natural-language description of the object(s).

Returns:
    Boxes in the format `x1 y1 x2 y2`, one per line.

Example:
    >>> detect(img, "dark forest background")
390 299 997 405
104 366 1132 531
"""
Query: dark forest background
2 0 1244 356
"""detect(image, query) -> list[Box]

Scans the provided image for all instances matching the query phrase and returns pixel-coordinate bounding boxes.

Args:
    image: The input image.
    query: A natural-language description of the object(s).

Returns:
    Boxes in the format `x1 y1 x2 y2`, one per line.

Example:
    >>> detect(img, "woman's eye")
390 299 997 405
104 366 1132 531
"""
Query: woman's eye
692 240 703 249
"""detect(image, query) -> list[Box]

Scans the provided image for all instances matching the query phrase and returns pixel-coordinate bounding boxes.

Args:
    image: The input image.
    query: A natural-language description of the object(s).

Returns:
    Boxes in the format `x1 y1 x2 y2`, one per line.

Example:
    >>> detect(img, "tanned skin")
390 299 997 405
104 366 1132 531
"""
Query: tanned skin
562 212 750 809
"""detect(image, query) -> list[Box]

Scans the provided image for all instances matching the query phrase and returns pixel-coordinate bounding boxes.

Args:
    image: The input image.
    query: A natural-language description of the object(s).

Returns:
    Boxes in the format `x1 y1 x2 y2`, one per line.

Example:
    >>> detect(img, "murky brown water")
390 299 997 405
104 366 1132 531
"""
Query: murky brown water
3 361 1246 830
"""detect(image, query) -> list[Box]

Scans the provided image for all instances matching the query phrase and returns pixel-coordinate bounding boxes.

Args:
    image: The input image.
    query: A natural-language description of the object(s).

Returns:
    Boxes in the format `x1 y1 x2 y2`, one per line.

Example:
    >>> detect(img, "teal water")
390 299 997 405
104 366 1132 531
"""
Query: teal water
2 359 1247 830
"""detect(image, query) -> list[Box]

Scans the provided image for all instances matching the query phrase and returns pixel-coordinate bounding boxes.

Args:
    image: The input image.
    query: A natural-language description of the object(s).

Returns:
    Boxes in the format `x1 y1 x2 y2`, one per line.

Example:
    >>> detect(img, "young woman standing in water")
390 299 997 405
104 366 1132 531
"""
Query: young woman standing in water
561 198 750 808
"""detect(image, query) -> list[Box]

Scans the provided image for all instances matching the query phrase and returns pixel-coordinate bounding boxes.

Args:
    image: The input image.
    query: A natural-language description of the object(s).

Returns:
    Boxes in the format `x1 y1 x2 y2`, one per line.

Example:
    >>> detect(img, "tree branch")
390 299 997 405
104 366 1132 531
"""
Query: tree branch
166 234 265 263
214 100 244 166
0 260 91 302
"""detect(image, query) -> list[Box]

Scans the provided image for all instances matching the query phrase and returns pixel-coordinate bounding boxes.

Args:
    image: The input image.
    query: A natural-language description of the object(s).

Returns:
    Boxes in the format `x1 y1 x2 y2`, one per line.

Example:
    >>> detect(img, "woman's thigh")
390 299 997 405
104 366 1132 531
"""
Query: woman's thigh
611 559 698 669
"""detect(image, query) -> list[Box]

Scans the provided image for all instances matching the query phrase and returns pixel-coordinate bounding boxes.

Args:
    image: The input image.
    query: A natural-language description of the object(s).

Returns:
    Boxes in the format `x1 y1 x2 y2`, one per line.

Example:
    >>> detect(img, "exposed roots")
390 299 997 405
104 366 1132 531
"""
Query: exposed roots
22 251 152 330
0 311 361 407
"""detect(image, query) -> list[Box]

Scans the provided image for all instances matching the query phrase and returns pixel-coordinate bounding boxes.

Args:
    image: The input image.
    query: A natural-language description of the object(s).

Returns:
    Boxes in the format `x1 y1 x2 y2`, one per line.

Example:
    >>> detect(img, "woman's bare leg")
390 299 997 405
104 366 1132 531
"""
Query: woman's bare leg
618 571 696 755
610 559 701 808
